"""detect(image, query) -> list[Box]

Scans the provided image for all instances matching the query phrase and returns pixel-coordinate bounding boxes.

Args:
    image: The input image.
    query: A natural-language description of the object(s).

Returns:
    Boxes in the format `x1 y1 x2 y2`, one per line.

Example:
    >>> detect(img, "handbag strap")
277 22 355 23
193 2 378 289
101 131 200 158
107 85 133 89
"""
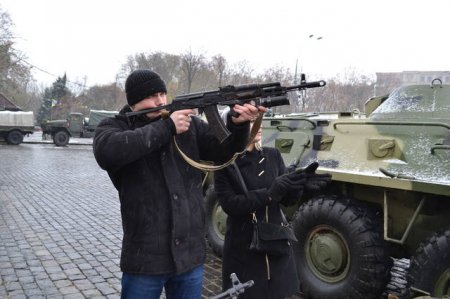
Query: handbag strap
280 207 288 225
232 163 257 223
232 163 249 197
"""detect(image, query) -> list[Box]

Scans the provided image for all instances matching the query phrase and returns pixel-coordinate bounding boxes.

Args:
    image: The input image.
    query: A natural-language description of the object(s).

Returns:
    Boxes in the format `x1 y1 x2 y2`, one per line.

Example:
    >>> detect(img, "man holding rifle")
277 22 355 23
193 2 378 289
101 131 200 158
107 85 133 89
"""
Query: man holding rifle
93 69 266 299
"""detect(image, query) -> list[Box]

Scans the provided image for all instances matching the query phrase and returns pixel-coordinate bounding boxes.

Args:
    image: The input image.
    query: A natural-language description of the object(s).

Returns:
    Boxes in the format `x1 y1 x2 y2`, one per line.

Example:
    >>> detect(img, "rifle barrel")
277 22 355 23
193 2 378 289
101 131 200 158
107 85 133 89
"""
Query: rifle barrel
125 103 172 117
288 80 326 90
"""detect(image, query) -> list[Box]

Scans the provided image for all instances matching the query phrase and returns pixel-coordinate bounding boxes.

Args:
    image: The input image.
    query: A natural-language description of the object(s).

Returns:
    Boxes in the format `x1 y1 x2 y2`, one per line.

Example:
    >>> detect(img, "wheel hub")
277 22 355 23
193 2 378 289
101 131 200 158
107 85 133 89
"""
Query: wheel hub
212 203 227 241
306 225 350 283
434 268 450 297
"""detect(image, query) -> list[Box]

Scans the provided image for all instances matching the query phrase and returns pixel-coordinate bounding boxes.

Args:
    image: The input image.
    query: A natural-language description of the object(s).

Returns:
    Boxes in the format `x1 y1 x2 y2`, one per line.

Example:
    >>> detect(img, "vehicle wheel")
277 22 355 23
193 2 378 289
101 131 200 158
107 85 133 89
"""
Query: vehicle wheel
205 185 227 257
407 226 450 297
53 131 70 146
6 130 24 145
292 196 391 299
384 258 410 298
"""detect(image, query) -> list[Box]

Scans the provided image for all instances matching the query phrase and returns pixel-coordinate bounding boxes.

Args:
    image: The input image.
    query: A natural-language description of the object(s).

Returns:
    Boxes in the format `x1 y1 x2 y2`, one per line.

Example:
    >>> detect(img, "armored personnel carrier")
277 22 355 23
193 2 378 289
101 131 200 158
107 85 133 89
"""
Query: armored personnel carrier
205 79 449 298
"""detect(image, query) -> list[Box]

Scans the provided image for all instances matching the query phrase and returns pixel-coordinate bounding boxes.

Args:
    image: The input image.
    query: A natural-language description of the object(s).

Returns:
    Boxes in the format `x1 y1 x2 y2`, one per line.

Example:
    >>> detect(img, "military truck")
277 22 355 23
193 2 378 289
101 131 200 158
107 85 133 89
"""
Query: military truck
205 78 449 298
0 110 34 145
41 109 118 146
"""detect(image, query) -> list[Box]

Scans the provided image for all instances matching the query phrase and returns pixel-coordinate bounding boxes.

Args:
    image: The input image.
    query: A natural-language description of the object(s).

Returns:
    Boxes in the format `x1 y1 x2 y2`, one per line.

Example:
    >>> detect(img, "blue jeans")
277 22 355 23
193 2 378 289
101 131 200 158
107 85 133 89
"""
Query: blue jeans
121 265 204 299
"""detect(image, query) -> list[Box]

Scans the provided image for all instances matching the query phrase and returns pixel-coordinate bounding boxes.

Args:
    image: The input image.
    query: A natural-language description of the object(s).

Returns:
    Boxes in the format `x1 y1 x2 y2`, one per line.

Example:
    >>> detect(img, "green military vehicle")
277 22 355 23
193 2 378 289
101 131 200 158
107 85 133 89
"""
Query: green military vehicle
205 78 450 298
41 109 118 146
0 110 34 145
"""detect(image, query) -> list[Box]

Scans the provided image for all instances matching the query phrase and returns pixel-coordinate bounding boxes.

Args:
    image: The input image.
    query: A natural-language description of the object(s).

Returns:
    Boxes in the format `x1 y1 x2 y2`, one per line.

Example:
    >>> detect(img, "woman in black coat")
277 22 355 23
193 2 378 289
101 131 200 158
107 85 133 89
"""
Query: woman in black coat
214 122 305 299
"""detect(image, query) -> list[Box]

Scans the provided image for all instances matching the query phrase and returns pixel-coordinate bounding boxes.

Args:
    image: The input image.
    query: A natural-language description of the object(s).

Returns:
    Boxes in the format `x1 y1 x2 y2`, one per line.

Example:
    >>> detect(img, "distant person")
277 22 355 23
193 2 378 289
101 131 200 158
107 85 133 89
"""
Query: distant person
93 69 265 299
214 112 331 299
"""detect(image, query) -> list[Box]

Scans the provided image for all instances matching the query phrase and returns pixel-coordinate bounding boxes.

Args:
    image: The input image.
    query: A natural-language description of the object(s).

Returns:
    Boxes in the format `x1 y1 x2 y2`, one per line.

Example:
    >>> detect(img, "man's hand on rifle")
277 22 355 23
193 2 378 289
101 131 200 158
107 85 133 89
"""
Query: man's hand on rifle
231 103 267 124
170 109 194 134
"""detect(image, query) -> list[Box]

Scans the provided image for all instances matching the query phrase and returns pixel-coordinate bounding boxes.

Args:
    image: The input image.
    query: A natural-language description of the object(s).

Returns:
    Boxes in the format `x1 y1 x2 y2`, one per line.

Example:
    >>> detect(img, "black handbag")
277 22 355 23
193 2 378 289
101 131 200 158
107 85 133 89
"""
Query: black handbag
232 163 297 256
249 209 297 256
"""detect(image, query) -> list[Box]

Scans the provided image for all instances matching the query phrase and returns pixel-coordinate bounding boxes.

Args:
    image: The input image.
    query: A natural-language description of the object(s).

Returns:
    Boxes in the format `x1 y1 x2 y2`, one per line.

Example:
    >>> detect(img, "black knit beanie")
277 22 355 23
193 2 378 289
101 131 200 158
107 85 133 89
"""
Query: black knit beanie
125 70 167 106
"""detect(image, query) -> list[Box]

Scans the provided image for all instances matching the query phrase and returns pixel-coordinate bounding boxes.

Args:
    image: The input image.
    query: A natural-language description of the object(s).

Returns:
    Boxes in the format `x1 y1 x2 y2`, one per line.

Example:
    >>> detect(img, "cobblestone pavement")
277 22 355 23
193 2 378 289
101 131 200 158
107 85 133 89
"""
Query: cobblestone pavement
0 141 223 298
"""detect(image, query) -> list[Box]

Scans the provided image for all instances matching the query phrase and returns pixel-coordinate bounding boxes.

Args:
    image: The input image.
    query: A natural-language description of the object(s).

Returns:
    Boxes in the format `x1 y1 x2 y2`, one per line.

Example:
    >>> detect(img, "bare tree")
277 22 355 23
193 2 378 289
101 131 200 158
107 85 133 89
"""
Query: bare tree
304 69 375 113
112 49 384 115
210 54 228 87
0 7 35 110
228 60 254 85
79 83 125 111
259 66 293 84
119 51 182 99
180 48 204 93
0 9 14 44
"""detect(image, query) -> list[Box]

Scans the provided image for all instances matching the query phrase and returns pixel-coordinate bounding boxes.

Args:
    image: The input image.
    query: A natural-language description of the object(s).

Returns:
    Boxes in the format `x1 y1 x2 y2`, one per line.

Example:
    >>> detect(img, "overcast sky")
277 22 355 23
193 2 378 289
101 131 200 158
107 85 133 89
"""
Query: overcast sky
2 0 450 87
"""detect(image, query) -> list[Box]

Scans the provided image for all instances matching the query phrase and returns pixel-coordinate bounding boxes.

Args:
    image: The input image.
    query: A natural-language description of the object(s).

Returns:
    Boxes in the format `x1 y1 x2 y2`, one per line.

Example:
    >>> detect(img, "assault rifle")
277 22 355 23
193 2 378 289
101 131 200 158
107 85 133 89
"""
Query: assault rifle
209 273 254 299
126 77 326 143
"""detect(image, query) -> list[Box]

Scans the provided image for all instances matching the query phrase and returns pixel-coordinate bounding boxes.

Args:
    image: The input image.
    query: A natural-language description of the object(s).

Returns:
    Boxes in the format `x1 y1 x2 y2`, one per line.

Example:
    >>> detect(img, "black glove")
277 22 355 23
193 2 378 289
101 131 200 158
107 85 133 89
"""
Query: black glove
304 173 332 191
268 169 306 202
283 185 305 206
304 161 319 174
303 161 332 192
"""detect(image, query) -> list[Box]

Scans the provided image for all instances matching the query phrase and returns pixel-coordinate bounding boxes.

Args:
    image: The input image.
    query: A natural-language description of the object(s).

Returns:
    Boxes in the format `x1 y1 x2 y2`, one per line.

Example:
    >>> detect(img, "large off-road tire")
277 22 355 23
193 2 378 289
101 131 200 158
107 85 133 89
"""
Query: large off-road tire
383 258 410 298
6 130 24 145
205 185 227 257
292 196 391 299
53 130 70 146
407 226 450 297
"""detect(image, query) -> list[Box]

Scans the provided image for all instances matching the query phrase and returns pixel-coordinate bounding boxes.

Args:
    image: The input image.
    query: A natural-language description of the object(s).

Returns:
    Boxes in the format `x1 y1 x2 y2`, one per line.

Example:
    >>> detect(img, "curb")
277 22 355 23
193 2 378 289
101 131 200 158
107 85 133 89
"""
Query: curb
22 139 93 146
22 141 93 146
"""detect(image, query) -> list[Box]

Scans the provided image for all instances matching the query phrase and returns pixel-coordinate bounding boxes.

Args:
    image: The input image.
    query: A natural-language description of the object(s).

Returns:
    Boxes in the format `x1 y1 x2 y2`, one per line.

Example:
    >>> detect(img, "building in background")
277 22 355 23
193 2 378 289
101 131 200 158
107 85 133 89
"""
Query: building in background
375 71 450 95
377 71 450 85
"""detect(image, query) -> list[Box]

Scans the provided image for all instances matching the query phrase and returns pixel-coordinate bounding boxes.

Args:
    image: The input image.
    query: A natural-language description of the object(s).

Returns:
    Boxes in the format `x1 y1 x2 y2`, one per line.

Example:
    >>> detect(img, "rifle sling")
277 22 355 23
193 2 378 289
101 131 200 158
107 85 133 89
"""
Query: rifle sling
173 111 264 172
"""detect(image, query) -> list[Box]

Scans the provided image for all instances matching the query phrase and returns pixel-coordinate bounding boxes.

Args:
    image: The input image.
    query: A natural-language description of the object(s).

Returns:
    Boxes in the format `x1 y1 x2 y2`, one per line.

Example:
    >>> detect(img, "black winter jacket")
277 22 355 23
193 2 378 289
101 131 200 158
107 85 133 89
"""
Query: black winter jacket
214 147 299 299
93 105 250 275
